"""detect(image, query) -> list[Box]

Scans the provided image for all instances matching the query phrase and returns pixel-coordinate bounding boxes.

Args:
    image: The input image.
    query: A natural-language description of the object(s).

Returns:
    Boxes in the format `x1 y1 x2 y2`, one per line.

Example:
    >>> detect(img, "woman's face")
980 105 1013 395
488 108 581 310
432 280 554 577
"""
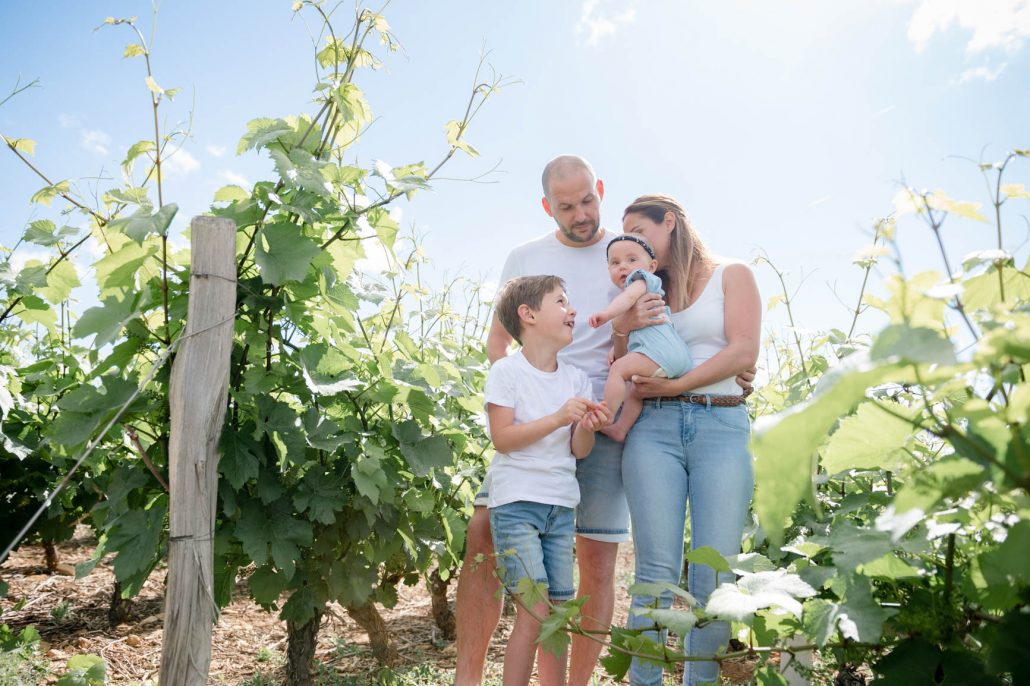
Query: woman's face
622 211 673 267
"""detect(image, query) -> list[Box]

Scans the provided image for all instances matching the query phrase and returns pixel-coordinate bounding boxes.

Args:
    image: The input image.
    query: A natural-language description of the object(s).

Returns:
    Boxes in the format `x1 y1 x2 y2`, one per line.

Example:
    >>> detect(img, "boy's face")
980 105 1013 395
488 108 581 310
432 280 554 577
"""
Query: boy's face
524 286 576 347
607 240 658 287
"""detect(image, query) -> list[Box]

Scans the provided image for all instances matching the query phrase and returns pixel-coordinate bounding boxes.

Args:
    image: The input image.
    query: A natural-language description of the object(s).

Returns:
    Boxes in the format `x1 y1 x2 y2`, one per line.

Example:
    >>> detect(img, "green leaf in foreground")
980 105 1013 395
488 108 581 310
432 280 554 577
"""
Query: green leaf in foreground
821 400 916 474
752 359 900 546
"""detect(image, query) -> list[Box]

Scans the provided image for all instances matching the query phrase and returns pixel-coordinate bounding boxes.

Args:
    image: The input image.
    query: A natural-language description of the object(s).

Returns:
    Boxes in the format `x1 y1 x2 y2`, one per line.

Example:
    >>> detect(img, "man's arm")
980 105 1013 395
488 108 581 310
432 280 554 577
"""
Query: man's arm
486 315 513 364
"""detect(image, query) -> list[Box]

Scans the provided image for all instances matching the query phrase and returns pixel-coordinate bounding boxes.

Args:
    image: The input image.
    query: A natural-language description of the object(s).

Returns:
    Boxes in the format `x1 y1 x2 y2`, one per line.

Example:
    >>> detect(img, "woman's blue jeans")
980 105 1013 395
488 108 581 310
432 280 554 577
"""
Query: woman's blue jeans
622 399 754 686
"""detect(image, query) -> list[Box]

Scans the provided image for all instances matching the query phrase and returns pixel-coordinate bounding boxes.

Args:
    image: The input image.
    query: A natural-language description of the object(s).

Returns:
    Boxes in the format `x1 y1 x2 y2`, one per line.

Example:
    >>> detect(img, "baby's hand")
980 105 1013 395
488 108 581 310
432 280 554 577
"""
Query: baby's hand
588 312 608 328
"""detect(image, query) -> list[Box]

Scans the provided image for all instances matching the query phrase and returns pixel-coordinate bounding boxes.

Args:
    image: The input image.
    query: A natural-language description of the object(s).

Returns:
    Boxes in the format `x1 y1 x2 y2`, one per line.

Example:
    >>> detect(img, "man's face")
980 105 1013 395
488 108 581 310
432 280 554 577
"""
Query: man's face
544 169 603 246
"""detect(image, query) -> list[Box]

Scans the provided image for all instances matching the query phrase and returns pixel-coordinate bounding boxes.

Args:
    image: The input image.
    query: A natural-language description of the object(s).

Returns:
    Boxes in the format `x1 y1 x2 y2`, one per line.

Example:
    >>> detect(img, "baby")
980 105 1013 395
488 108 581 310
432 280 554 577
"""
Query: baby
588 235 693 442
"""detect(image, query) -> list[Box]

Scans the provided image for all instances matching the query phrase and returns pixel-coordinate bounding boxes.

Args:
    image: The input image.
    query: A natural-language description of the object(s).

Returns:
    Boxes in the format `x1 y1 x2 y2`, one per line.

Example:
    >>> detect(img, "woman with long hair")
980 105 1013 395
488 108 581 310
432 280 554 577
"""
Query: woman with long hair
610 194 761 685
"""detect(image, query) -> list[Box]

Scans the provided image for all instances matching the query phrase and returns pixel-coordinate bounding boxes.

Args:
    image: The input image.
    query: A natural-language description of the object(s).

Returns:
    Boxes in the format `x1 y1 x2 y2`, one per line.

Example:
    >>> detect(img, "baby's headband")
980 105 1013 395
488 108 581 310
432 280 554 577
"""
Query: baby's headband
607 234 656 260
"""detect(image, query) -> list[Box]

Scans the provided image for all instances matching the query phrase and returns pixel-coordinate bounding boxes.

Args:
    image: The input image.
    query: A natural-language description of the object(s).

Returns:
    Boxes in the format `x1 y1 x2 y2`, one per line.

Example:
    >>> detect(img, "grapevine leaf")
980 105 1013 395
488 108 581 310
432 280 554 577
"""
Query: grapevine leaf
684 546 732 574
248 564 288 607
39 260 80 305
352 450 388 505
293 469 347 524
214 184 249 202
30 180 70 206
235 498 313 580
752 359 901 546
628 581 697 605
398 435 452 477
107 503 166 585
299 343 361 395
107 202 178 243
444 120 478 157
73 295 139 347
14 294 56 331
255 222 321 286
870 324 956 365
269 147 332 196
123 43 146 58
24 219 58 246
237 117 293 155
629 607 698 635
93 240 159 290
122 139 155 174
218 429 260 489
280 584 319 624
821 400 915 474
984 609 1030 677
705 570 816 622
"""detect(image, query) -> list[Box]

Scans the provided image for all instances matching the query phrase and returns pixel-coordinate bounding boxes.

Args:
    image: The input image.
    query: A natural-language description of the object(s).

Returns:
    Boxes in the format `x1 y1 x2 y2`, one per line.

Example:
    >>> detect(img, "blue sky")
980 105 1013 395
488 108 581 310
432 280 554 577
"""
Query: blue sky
2 0 1028 345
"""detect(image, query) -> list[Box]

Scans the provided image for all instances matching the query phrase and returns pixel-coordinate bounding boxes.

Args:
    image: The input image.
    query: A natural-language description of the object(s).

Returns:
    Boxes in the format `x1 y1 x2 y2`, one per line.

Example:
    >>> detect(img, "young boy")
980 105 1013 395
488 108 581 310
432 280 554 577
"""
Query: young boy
485 275 610 686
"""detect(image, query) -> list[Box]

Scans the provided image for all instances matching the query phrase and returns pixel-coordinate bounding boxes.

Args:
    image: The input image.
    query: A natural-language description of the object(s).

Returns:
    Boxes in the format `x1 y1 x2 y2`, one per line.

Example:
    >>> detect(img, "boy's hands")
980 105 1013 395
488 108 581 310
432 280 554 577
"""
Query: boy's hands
588 312 609 328
578 402 612 432
552 397 603 427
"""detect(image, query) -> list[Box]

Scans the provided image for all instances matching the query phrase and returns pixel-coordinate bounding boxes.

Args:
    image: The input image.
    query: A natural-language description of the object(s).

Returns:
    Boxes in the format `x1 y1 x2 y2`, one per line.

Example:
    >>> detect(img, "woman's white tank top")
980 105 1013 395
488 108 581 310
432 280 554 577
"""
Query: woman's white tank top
668 262 741 396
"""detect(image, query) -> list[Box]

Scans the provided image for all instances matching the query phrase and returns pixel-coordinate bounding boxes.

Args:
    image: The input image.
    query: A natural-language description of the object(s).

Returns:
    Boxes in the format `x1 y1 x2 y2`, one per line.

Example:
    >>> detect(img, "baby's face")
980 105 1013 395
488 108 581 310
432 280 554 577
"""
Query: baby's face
607 240 657 287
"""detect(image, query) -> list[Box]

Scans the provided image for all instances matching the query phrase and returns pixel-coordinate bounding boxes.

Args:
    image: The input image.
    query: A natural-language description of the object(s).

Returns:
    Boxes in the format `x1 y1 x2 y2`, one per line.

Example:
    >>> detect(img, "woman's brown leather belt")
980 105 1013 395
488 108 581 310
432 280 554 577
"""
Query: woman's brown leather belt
644 393 748 407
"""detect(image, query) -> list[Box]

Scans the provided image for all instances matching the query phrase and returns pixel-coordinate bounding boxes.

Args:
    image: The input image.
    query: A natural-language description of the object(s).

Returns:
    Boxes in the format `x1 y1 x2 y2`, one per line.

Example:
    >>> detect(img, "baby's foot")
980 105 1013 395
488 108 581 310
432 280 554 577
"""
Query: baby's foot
601 424 627 443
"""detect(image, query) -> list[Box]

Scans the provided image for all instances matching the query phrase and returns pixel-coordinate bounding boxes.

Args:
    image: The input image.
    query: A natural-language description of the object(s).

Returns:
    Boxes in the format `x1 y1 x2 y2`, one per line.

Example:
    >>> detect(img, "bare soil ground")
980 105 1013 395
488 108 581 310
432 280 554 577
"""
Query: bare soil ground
1 529 763 685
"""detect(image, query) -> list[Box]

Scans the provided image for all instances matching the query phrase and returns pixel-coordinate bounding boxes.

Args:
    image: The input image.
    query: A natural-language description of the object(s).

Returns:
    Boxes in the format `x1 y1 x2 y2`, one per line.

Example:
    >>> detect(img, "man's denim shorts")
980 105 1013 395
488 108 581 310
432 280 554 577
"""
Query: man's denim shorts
476 435 629 543
489 501 575 602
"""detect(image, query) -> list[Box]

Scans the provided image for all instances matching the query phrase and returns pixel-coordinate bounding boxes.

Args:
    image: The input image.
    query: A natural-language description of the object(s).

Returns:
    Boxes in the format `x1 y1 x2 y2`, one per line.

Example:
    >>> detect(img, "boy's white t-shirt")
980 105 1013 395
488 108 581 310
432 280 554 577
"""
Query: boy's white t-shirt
499 230 621 400
484 351 594 509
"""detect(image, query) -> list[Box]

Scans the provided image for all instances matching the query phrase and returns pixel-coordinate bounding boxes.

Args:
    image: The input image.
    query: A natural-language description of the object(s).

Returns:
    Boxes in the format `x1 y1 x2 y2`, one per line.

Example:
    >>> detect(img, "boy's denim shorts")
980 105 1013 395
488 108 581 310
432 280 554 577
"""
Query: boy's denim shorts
489 501 576 602
476 435 629 543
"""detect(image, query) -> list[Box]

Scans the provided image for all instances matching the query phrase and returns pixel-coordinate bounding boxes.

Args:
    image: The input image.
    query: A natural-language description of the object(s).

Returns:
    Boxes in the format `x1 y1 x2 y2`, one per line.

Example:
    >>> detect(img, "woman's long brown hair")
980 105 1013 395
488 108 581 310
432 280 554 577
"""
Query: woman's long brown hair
623 194 714 311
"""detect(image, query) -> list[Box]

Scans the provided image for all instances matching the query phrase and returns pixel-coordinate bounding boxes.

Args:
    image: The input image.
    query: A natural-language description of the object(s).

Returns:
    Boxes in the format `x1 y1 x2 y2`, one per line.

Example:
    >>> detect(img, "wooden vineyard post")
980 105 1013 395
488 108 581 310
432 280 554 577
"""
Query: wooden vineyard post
159 216 236 686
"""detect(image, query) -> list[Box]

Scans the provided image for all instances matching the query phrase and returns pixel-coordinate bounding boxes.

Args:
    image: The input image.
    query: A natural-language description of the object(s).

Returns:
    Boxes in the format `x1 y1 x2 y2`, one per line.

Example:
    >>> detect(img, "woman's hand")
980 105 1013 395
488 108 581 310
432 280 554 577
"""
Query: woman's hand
611 292 666 334
630 374 683 399
735 366 757 395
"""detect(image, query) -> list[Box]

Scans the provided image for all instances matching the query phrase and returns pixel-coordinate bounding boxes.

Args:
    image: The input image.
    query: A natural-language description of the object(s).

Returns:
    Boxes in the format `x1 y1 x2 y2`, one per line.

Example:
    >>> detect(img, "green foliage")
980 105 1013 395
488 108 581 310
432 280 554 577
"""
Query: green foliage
56 654 107 686
0 3 500 681
0 624 46 686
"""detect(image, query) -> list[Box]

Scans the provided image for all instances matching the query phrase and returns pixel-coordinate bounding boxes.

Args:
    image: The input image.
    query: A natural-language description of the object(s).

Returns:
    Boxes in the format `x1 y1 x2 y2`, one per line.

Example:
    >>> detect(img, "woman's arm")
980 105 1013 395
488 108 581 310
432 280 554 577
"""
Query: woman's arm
632 264 761 397
487 398 597 454
589 280 647 328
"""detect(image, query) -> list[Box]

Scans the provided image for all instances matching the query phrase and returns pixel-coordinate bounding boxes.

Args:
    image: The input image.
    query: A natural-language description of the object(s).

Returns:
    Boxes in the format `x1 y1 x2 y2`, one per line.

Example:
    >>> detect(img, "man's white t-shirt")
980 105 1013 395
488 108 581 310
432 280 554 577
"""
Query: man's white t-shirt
499 229 621 399
484 351 594 509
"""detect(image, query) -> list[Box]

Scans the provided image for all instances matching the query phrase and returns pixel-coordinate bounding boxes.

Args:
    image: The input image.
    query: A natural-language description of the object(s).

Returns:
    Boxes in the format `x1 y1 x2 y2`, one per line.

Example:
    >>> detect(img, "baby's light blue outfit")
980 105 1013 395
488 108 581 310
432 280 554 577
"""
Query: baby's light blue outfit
626 269 693 378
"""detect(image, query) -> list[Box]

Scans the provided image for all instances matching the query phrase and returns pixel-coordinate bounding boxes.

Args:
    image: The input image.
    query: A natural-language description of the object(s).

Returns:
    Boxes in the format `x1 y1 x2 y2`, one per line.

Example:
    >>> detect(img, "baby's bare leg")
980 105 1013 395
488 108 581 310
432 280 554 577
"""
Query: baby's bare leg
601 352 660 419
603 392 643 443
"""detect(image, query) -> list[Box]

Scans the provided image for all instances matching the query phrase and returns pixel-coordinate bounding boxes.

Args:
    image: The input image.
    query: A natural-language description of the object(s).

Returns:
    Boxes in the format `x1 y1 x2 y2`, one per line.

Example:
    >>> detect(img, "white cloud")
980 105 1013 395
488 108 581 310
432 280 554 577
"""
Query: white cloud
872 104 896 117
58 113 80 129
206 144 227 157
907 0 1030 53
952 62 1007 83
9 248 52 273
80 129 110 156
218 169 249 186
576 0 639 47
162 149 200 176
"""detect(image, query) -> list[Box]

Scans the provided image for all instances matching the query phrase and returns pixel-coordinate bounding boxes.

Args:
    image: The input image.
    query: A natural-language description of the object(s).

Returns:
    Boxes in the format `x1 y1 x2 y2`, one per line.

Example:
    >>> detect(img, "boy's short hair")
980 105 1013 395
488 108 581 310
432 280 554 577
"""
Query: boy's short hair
495 275 566 344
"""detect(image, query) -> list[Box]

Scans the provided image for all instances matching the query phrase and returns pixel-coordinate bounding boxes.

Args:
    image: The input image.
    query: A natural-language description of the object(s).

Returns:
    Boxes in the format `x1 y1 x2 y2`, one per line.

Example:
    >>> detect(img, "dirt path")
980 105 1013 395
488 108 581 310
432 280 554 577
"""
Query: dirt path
1 531 760 684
